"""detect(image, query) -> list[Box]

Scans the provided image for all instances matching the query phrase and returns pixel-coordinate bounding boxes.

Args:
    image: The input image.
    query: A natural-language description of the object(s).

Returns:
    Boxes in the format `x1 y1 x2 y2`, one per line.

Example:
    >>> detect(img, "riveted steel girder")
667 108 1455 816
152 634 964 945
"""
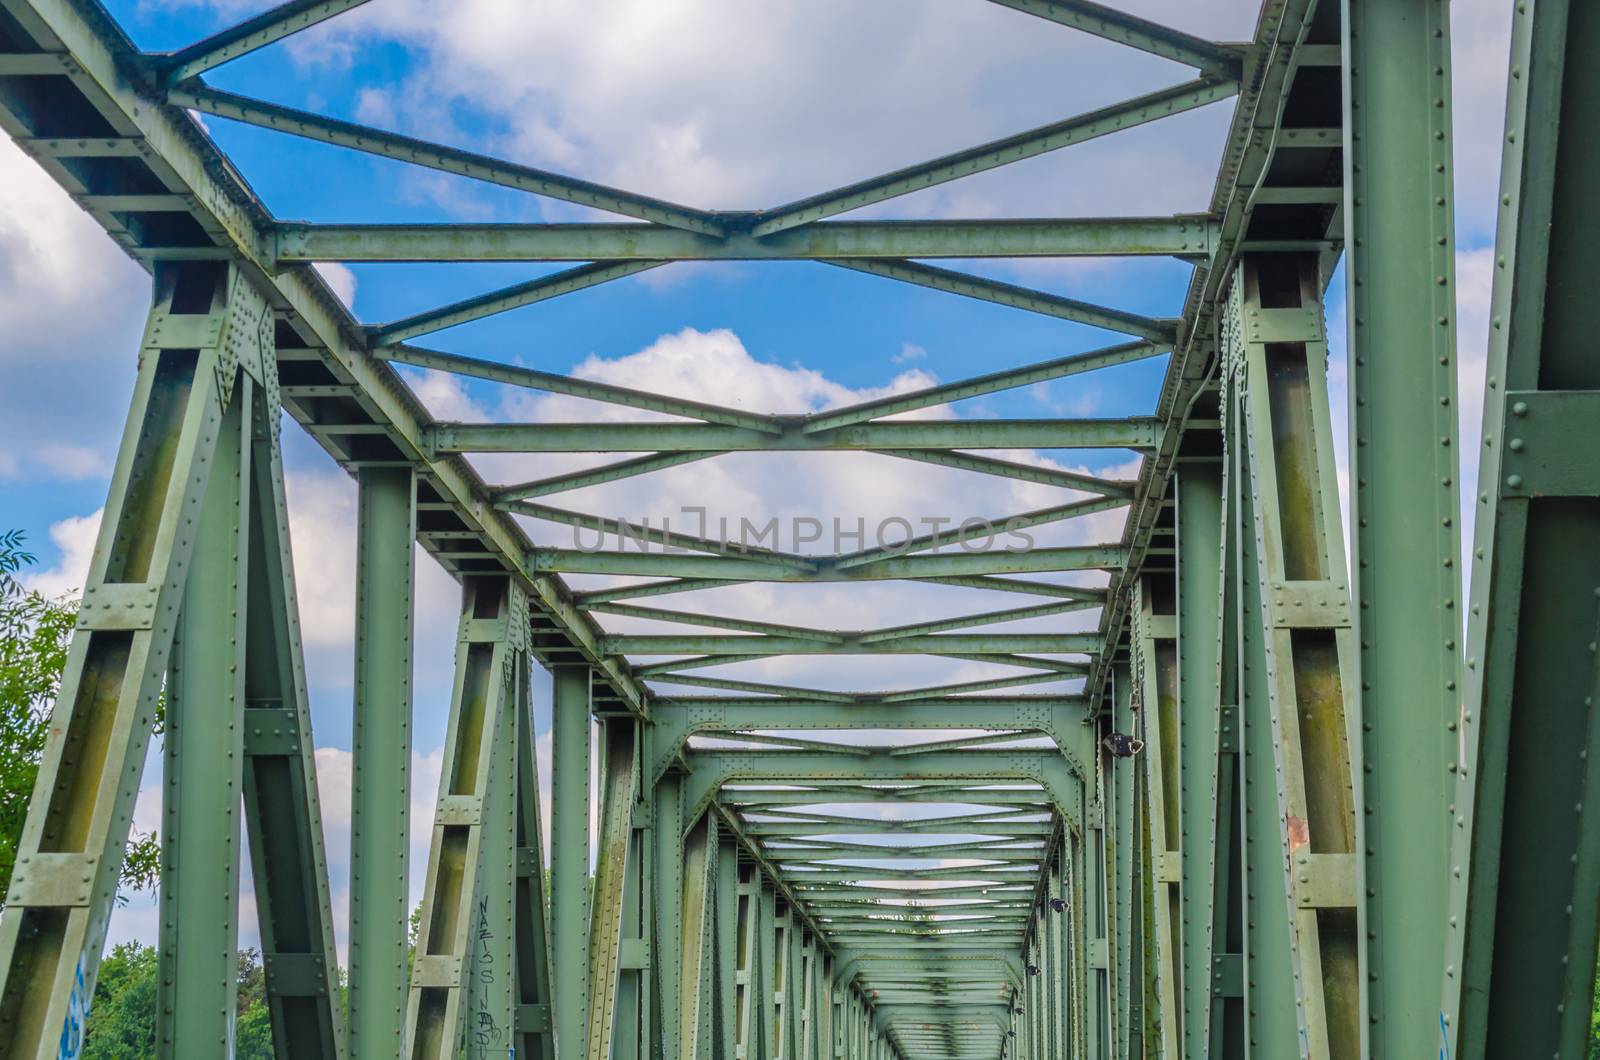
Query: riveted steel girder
1343 0 1463 1054
1440 1 1600 1056
2 0 1549 1053
273 217 1219 264
159 0 374 85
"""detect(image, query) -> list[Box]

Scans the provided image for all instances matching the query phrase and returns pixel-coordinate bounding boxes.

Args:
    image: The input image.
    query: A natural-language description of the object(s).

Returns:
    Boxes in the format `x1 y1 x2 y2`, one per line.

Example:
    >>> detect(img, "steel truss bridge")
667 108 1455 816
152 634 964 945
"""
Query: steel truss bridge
0 0 1593 1057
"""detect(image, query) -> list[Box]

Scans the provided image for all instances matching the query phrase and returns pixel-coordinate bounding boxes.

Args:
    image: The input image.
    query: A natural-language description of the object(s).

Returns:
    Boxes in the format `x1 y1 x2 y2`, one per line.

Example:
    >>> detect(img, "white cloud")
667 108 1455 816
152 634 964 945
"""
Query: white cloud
23 508 102 599
32 444 109 480
0 135 148 485
297 0 1247 219
313 261 359 307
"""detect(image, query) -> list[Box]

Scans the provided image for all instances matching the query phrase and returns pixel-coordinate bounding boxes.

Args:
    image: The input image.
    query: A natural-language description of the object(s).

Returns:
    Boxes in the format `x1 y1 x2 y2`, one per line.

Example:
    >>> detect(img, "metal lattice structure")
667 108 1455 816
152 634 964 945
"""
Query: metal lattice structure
0 0 1594 1057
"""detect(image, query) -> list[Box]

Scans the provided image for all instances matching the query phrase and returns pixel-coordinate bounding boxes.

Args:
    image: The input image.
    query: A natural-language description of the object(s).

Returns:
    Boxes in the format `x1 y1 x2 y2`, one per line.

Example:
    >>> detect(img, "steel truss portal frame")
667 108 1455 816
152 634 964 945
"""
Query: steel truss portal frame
0 0 1586 1058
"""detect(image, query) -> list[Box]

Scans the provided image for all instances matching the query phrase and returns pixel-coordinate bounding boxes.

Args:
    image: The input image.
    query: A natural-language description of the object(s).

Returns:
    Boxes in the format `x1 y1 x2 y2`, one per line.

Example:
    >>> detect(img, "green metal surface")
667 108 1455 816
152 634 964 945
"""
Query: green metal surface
159 0 374 85
348 467 415 1059
159 371 251 1059
550 664 590 1059
1342 0 1464 1055
0 0 1577 1055
273 217 1217 264
1175 460 1222 1058
1230 256 1361 1057
1441 1 1600 1055
405 577 526 1058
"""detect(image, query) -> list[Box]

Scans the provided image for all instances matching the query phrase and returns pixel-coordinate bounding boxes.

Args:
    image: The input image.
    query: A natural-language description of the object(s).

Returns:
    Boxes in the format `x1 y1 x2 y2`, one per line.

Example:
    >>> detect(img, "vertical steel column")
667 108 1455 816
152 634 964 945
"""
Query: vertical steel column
1176 459 1224 1057
679 814 717 1060
1083 675 1116 1060
0 262 304 1060
1342 0 1463 1053
655 771 685 1060
1110 665 1136 1056
550 663 591 1059
1440 1 1600 1055
1048 858 1067 1052
1133 579 1181 1055
405 576 525 1058
755 878 778 1054
715 837 738 1058
510 649 555 1060
467 616 518 1060
1069 841 1083 1053
1230 335 1302 1057
349 466 415 1058
797 930 815 1060
780 902 801 1057
158 376 251 1058
1132 758 1155 1054
735 863 759 1056
1211 398 1248 1060
773 900 791 1055
1233 255 1363 1055
239 354 348 1059
586 718 640 1060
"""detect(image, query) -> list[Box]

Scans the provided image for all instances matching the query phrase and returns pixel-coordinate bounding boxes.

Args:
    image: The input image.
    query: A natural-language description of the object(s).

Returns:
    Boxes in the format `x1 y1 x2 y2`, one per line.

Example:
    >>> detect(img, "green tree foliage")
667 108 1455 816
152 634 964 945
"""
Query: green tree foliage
1591 959 1600 1059
80 943 276 1058
0 531 159 904
80 942 157 1058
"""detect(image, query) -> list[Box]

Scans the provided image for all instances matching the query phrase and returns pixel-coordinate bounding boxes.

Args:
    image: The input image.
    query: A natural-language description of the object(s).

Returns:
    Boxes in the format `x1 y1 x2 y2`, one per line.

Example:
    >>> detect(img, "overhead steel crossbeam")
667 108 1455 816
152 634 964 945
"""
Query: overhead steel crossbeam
0 0 1533 1057
157 0 375 85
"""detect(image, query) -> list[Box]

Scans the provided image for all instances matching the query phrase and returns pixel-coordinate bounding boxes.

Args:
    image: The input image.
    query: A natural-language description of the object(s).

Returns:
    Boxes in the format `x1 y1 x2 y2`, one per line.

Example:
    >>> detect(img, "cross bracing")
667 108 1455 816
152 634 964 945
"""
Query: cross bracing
0 0 1590 1059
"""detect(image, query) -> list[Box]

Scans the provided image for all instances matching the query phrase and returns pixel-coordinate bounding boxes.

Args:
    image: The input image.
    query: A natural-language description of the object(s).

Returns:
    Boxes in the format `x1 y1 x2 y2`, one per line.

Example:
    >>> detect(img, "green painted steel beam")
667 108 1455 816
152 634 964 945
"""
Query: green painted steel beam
495 452 721 502
433 417 1157 453
753 78 1237 235
348 466 415 1058
383 344 780 431
1441 3 1600 1056
922 574 1109 601
876 668 1080 703
647 673 861 701
886 731 1052 757
159 0 373 83
404 578 523 1057
1343 0 1463 1054
550 665 591 1059
589 602 846 642
834 497 1129 569
273 216 1218 263
531 544 1126 580
605 632 1099 656
1174 459 1222 1059
984 0 1243 77
169 83 726 234
854 599 1099 641
877 447 1138 494
605 599 1090 654
159 383 251 1059
1227 322 1302 1058
698 732 875 755
684 749 1082 829
801 339 1164 433
723 789 1057 810
1131 583 1181 1057
632 652 785 677
368 261 666 345
825 258 1179 341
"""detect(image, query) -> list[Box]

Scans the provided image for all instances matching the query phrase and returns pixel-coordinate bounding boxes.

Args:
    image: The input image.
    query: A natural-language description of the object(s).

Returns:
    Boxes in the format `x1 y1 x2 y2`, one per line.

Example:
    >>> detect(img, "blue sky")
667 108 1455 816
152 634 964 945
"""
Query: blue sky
0 0 1514 951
